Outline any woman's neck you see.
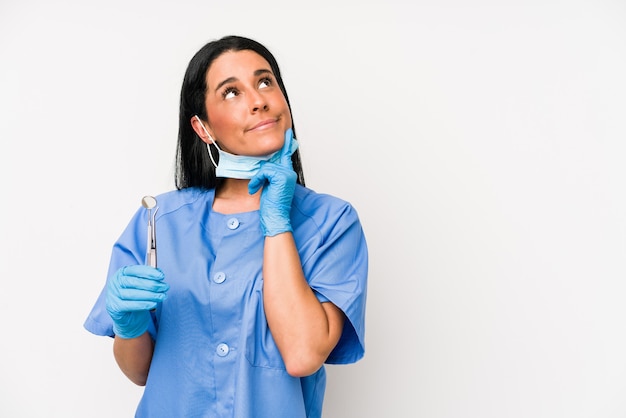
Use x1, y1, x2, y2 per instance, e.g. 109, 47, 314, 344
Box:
213, 178, 261, 214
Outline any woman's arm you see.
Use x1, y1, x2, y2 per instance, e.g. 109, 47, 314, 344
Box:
263, 232, 345, 377
113, 332, 155, 386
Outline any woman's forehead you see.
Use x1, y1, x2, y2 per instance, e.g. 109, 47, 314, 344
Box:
206, 50, 272, 86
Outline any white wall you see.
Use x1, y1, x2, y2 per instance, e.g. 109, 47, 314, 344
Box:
1, 1, 625, 417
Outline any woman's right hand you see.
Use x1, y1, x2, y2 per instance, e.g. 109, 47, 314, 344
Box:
106, 265, 169, 339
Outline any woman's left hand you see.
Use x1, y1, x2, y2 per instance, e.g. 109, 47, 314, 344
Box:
248, 128, 298, 236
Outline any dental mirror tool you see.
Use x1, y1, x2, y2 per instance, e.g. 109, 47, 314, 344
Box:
142, 195, 158, 268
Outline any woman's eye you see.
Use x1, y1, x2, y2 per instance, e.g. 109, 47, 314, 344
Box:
259, 78, 272, 89
223, 87, 238, 99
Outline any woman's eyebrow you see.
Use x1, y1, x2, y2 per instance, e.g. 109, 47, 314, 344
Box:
214, 77, 237, 92
213, 69, 273, 92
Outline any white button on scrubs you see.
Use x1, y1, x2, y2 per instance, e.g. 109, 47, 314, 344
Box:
216, 343, 230, 357
212, 271, 226, 284
226, 217, 239, 230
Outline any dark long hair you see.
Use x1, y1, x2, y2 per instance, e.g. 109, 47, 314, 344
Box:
175, 35, 305, 190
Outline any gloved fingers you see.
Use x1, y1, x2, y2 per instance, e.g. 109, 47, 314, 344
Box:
111, 298, 161, 313
279, 128, 297, 167
120, 265, 165, 281
113, 285, 168, 302
248, 172, 265, 195
248, 157, 291, 194
248, 163, 295, 194
107, 265, 169, 312
107, 283, 166, 315
248, 129, 297, 196
261, 160, 297, 182
110, 310, 152, 339
116, 272, 169, 293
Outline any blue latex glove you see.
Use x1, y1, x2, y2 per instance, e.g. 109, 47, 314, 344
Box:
248, 128, 298, 236
106, 265, 169, 339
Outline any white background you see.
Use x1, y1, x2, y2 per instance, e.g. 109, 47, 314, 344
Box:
1, 0, 625, 417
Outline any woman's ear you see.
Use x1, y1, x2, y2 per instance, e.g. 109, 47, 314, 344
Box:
191, 116, 215, 145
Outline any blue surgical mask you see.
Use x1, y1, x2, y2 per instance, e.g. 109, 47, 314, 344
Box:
195, 115, 291, 179
214, 149, 281, 179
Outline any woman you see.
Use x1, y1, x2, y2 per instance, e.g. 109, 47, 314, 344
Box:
84, 35, 368, 418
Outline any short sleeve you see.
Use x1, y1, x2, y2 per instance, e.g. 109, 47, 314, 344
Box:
298, 200, 368, 365
83, 206, 153, 338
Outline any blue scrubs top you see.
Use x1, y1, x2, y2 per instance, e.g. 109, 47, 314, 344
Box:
84, 185, 368, 418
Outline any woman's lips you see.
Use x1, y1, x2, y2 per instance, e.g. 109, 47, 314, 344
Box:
248, 118, 277, 131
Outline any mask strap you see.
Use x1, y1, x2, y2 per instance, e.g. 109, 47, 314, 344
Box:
194, 115, 220, 168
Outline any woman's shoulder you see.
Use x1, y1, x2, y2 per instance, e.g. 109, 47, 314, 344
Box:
152, 187, 215, 216
294, 184, 349, 205
293, 185, 359, 221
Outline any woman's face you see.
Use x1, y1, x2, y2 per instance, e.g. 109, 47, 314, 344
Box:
195, 49, 292, 156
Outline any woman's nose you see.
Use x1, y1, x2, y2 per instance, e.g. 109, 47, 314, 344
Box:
249, 91, 269, 112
